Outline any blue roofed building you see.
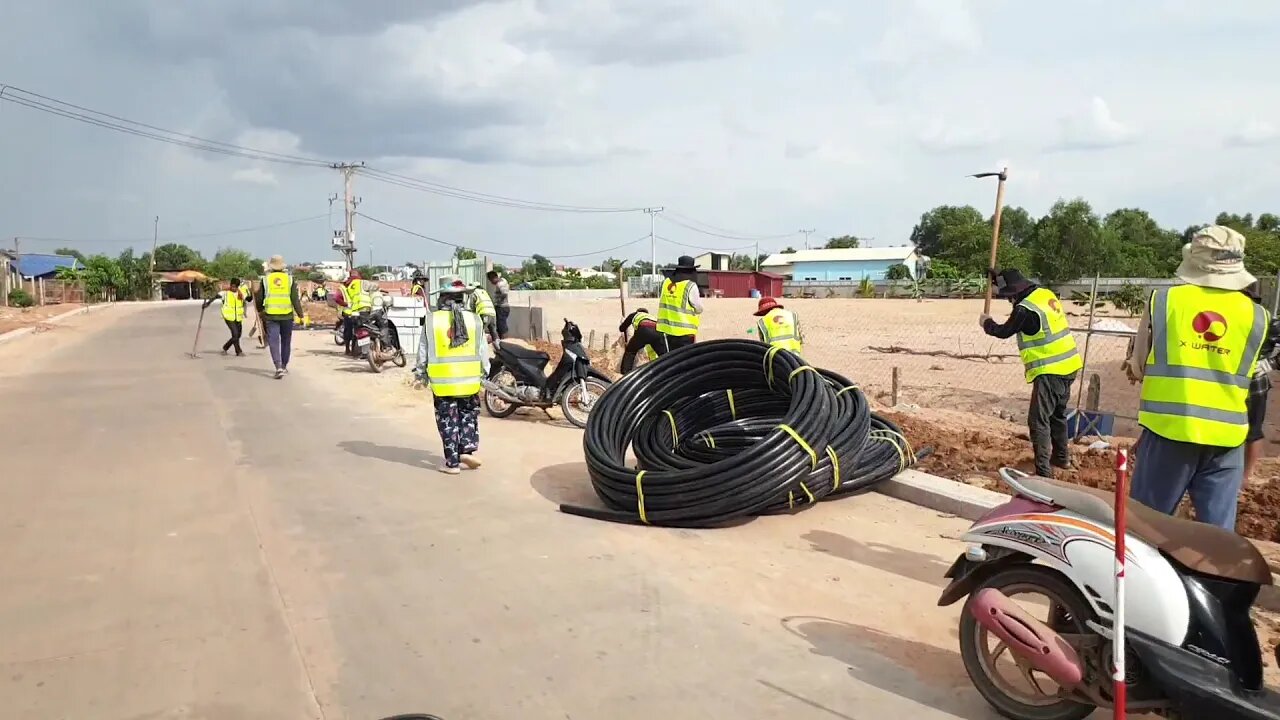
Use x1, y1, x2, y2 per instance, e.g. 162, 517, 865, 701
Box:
15, 253, 80, 280
760, 247, 921, 281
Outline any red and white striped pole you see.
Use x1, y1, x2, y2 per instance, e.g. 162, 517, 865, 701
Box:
1113, 448, 1129, 719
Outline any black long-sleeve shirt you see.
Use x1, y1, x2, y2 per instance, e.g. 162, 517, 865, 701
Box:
619, 310, 657, 334
982, 285, 1040, 339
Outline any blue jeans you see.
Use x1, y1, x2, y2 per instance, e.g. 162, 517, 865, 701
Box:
264, 317, 294, 370
1129, 429, 1244, 530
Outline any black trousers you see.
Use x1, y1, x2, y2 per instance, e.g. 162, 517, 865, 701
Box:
660, 333, 695, 355
621, 325, 664, 373
343, 315, 356, 353
223, 320, 243, 354
495, 306, 510, 339
1029, 372, 1076, 477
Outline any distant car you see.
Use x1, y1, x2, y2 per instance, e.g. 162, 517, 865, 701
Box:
514, 282, 535, 291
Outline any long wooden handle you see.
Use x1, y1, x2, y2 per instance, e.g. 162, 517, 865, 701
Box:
983, 169, 1009, 315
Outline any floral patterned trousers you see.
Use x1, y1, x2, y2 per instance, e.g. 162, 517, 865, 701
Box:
434, 394, 480, 468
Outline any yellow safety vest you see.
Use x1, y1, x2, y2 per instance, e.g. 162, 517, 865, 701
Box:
1139, 285, 1267, 447
1016, 288, 1083, 382
657, 279, 700, 337
411, 283, 424, 298
425, 310, 484, 397
347, 279, 372, 312
470, 287, 496, 317
262, 272, 294, 316
631, 312, 659, 359
221, 289, 245, 322
238, 285, 253, 303
758, 308, 802, 353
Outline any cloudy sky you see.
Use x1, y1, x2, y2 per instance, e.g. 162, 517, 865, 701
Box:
2, 0, 1279, 267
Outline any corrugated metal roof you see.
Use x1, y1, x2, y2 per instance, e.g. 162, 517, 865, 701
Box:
16, 254, 79, 278
761, 247, 916, 267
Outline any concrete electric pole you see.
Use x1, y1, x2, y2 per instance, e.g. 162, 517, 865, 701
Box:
644, 207, 663, 280
148, 216, 159, 300
799, 228, 815, 249
333, 163, 364, 273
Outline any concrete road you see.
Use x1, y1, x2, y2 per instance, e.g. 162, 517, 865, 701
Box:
0, 303, 1005, 720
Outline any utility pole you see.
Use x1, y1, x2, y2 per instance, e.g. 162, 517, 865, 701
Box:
148, 216, 159, 300
800, 228, 815, 249
333, 163, 364, 273
644, 207, 664, 279
754, 240, 760, 271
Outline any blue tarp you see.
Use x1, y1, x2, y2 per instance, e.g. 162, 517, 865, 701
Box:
16, 254, 79, 279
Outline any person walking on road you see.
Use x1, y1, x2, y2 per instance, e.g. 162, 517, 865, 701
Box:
980, 268, 1082, 479
1124, 226, 1269, 529
256, 256, 307, 379
754, 297, 803, 353
416, 276, 490, 475
487, 270, 511, 339
656, 255, 703, 353
202, 277, 247, 356
616, 307, 662, 373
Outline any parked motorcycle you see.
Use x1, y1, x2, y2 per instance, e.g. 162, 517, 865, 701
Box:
358, 304, 406, 373
332, 318, 346, 346
941, 467, 1279, 720
481, 318, 611, 428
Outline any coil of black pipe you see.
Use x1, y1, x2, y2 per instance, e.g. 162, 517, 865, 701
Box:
562, 339, 930, 527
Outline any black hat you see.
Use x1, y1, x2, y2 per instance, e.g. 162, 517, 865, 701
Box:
991, 268, 1031, 298
674, 255, 699, 271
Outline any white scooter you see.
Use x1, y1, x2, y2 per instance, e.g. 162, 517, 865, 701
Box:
940, 467, 1279, 720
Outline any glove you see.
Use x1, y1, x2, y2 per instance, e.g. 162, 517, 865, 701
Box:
979, 313, 992, 329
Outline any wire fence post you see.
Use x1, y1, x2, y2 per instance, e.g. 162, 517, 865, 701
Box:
1074, 273, 1101, 419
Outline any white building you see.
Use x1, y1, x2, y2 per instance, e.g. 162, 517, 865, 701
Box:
314, 261, 348, 281
761, 247, 921, 281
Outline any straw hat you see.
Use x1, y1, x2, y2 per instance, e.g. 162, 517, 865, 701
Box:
267, 255, 287, 272
1176, 225, 1255, 291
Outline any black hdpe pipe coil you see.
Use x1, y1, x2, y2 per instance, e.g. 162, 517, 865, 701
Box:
562, 339, 931, 527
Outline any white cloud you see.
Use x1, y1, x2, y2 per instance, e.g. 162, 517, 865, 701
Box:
231, 167, 279, 186
1226, 119, 1279, 147
1053, 97, 1137, 151
917, 120, 1000, 153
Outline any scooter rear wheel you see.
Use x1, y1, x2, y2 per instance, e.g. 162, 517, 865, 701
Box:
483, 370, 520, 418
959, 564, 1098, 720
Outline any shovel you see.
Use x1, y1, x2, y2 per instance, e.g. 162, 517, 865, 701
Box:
188, 303, 208, 358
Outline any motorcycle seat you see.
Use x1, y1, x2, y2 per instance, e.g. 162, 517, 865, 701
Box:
498, 341, 550, 362
1015, 474, 1271, 586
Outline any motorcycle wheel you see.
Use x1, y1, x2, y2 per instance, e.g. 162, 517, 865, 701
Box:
560, 378, 609, 428
959, 564, 1098, 720
483, 370, 520, 418
333, 327, 345, 346
367, 338, 383, 373
392, 348, 407, 368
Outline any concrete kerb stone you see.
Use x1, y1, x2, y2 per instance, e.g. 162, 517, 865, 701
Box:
875, 468, 1002, 520
0, 303, 109, 345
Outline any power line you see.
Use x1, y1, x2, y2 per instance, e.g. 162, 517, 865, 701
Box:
0, 85, 331, 168
659, 212, 799, 241
654, 235, 756, 252
15, 214, 328, 246
356, 212, 651, 260
357, 166, 647, 214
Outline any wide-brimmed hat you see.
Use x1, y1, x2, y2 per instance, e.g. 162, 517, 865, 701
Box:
754, 297, 782, 316
267, 255, 287, 271
674, 255, 699, 271
1176, 225, 1256, 291
432, 275, 468, 295
991, 268, 1032, 298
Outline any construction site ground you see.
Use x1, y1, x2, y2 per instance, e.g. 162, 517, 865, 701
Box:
0, 302, 85, 335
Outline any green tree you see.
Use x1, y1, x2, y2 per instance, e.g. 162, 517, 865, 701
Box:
354, 265, 378, 279
54, 247, 86, 263
116, 249, 154, 301
884, 263, 912, 280
1100, 208, 1181, 277
1216, 212, 1255, 230
911, 205, 985, 259
1027, 199, 1108, 286
152, 243, 205, 272
55, 265, 85, 282
528, 254, 555, 278
205, 248, 259, 282
308, 271, 327, 284
926, 259, 962, 280
824, 235, 860, 249
83, 254, 125, 301
996, 206, 1036, 247
454, 246, 478, 261
1258, 213, 1280, 233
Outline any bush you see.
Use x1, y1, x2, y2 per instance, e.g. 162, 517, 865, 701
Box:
7, 288, 34, 308
1109, 283, 1147, 316
858, 277, 876, 298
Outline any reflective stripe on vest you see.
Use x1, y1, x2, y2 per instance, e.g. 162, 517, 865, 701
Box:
221, 290, 245, 322
425, 310, 483, 397
1139, 285, 1267, 447
263, 272, 294, 316
1015, 288, 1082, 382
643, 345, 658, 361
347, 279, 372, 312
657, 280, 700, 336
632, 311, 656, 329
759, 308, 802, 352
471, 288, 496, 317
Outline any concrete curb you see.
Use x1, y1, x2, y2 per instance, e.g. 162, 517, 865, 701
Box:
875, 468, 1002, 520
0, 303, 109, 345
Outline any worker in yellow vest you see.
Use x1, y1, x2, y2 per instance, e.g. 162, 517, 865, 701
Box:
468, 282, 498, 339
201, 277, 247, 356
415, 276, 490, 475
615, 308, 662, 373
341, 269, 372, 356
255, 255, 307, 379
981, 268, 1082, 478
1124, 227, 1268, 529
753, 297, 803, 353
656, 255, 703, 353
